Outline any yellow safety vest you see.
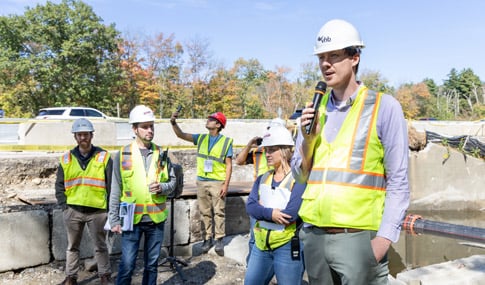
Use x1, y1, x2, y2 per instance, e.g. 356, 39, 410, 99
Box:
298, 87, 386, 230
254, 171, 296, 251
60, 150, 110, 209
120, 142, 169, 224
196, 134, 233, 180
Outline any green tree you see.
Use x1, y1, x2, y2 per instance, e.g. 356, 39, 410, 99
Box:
293, 61, 321, 113
0, 0, 122, 117
230, 58, 268, 118
442, 68, 483, 119
359, 70, 395, 94
423, 78, 438, 97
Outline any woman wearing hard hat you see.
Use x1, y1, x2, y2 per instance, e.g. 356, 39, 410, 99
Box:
244, 125, 305, 285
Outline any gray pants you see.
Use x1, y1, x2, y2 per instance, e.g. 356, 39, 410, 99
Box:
63, 207, 111, 278
301, 227, 389, 285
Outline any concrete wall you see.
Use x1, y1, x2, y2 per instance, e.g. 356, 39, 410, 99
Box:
14, 119, 485, 147
17, 119, 277, 147
0, 210, 50, 272
409, 143, 485, 211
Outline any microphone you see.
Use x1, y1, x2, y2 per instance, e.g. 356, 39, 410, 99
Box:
305, 81, 327, 135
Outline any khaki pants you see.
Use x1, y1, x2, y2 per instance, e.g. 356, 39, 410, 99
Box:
63, 207, 111, 277
196, 180, 226, 240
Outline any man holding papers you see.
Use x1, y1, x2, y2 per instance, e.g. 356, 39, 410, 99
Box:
55, 118, 114, 285
244, 125, 306, 285
109, 105, 177, 285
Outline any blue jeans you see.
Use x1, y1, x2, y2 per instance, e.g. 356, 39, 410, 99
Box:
244, 241, 304, 285
246, 216, 256, 265
116, 222, 165, 285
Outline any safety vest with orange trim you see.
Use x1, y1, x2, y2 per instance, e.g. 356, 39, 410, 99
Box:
298, 87, 386, 230
60, 150, 110, 209
254, 171, 296, 251
252, 147, 270, 179
120, 142, 169, 224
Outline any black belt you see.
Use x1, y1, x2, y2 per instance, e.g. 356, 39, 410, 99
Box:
138, 221, 156, 226
317, 227, 363, 234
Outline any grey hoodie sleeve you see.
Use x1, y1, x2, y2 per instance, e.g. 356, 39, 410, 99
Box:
159, 161, 177, 196
108, 151, 122, 227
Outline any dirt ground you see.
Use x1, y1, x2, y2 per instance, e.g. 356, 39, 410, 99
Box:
0, 252, 249, 285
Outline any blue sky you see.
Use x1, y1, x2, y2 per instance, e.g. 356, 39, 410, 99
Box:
3, 0, 485, 88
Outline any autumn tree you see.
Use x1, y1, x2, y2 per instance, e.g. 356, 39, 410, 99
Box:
184, 36, 215, 118
395, 82, 432, 119
112, 37, 154, 117
142, 33, 184, 118
261, 67, 294, 119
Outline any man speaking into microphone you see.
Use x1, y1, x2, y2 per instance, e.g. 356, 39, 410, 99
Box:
291, 19, 410, 285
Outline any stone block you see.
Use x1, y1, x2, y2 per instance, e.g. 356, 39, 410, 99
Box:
0, 210, 50, 272
163, 199, 190, 247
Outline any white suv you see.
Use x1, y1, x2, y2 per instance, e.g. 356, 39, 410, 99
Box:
35, 107, 109, 120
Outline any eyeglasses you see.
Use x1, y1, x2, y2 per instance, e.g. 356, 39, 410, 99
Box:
265, 146, 280, 154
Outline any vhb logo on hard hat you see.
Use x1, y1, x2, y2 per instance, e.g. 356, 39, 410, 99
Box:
129, 105, 155, 124
314, 19, 365, 55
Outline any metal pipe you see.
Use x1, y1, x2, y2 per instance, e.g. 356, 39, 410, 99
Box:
402, 214, 485, 244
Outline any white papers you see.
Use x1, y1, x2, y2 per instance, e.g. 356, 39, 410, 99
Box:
259, 184, 291, 209
258, 184, 291, 231
104, 202, 135, 232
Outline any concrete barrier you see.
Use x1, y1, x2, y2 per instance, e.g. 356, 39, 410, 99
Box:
9, 119, 485, 147
396, 255, 485, 284
0, 210, 50, 272
16, 119, 277, 147
0, 194, 250, 272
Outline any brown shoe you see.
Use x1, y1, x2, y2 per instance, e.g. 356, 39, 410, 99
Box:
100, 273, 114, 285
58, 276, 77, 285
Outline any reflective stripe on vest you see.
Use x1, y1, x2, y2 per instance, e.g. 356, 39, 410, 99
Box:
299, 87, 386, 230
254, 171, 296, 251
120, 142, 169, 224
61, 150, 109, 209
196, 134, 231, 163
307, 90, 384, 189
196, 134, 232, 180
308, 168, 385, 190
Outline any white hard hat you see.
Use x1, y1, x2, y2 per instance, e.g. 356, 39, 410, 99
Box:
313, 19, 365, 55
268, 117, 286, 129
129, 105, 155, 124
261, 125, 294, 147
71, 118, 94, 133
